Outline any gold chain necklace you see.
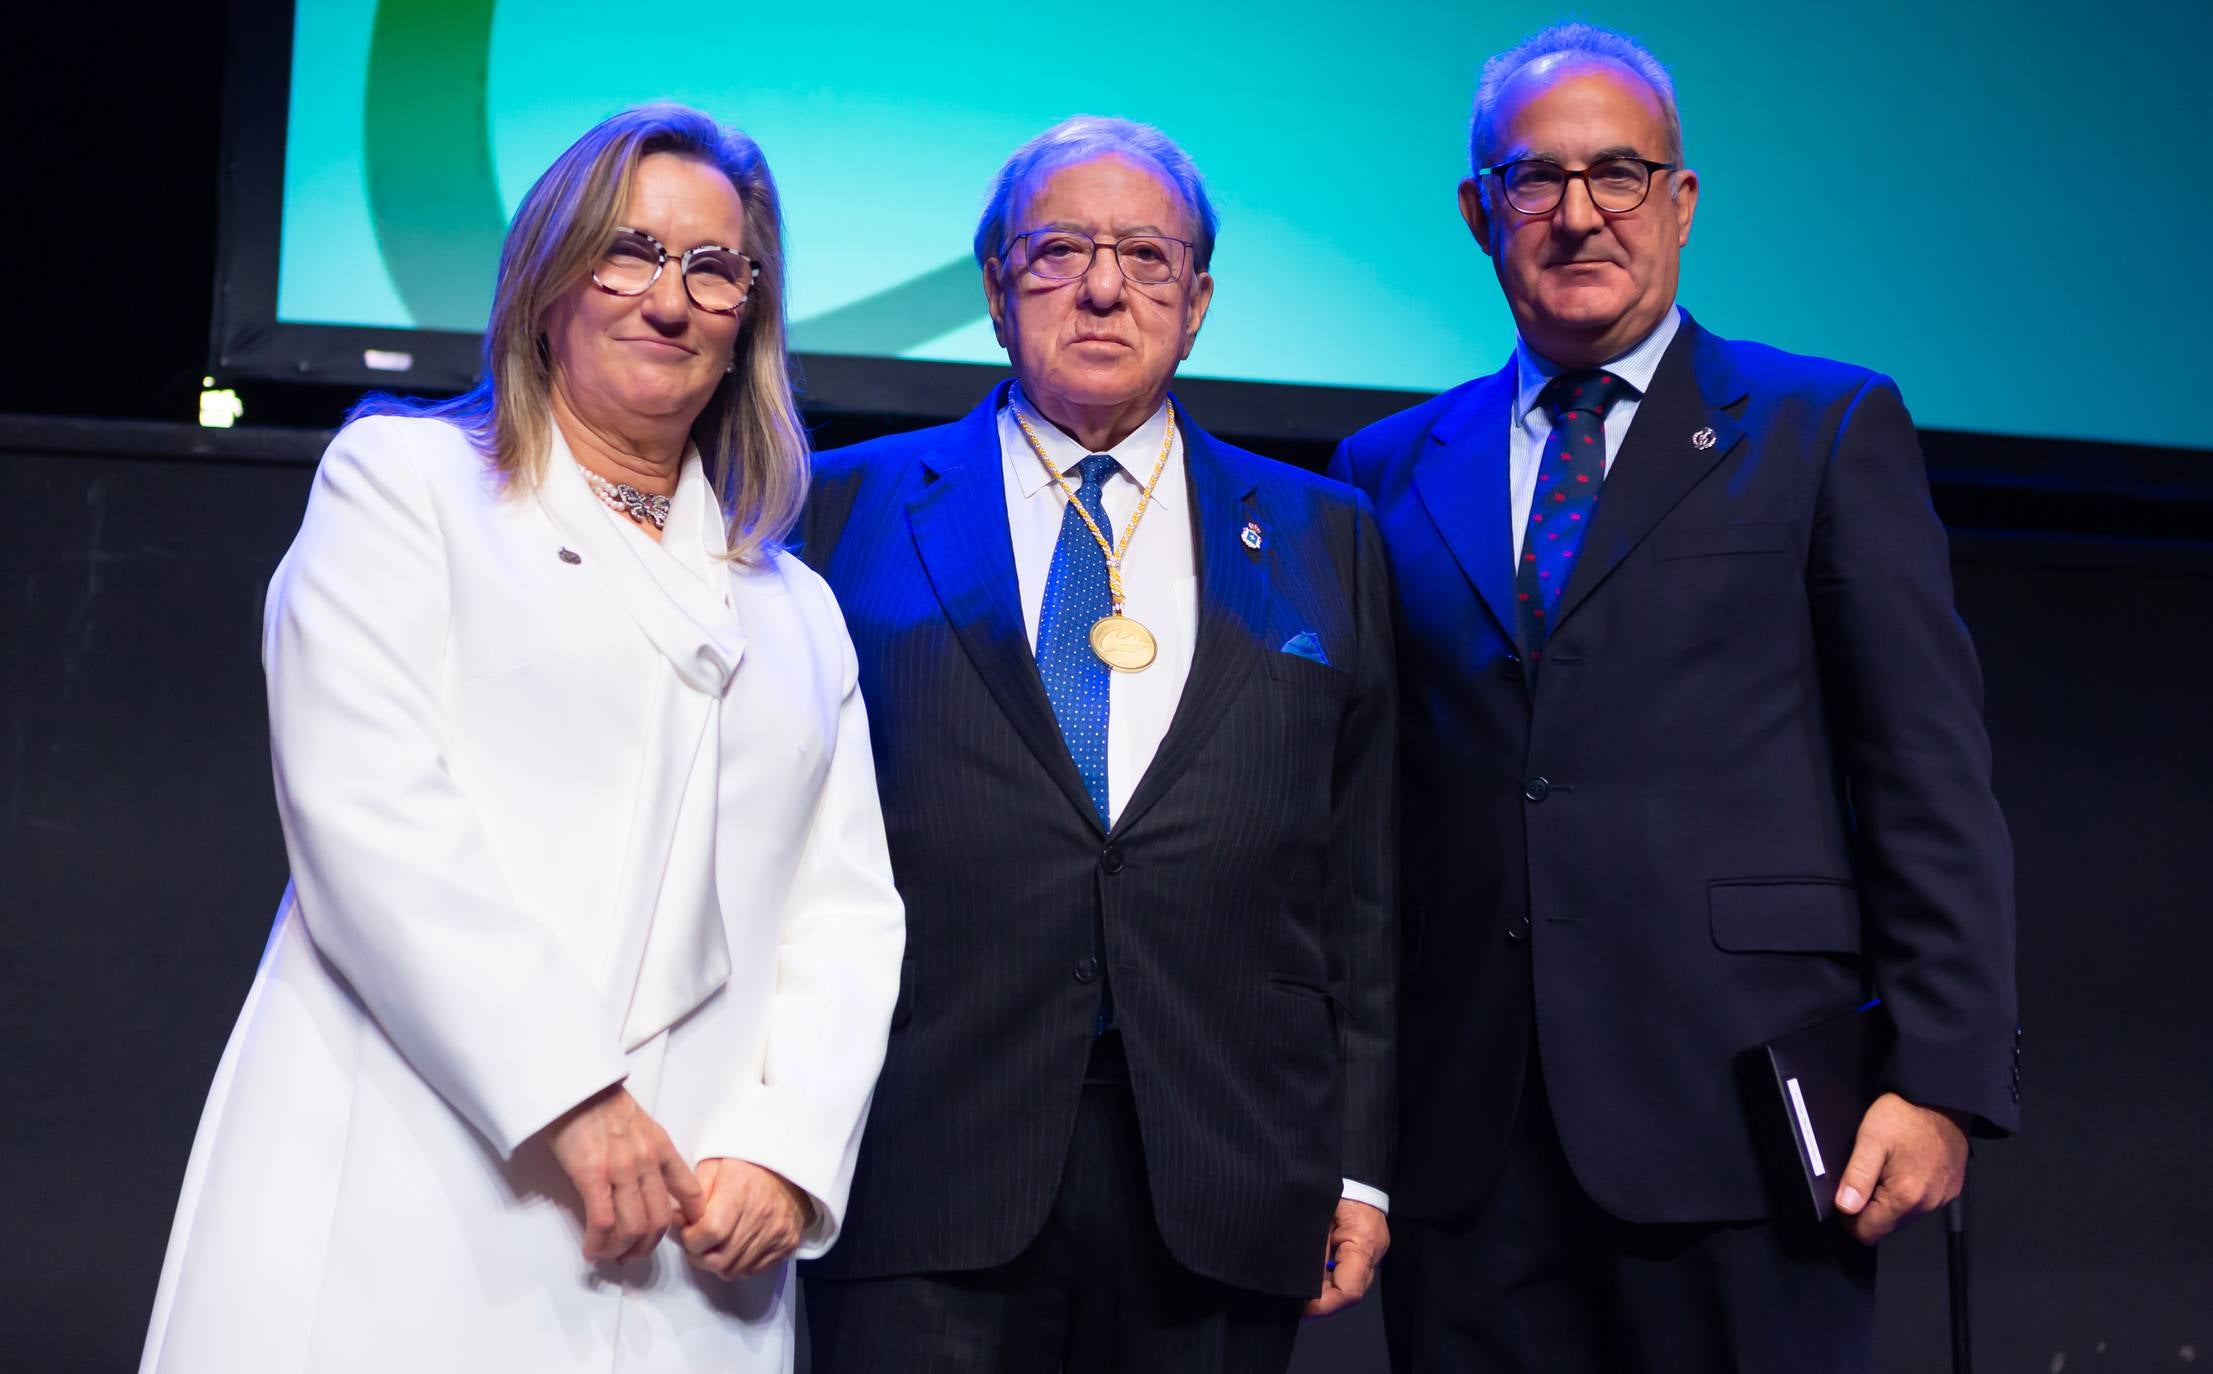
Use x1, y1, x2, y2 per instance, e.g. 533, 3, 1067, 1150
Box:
1010, 398, 1178, 672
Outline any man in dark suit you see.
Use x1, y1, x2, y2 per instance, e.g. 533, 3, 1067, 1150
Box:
796, 116, 1396, 1373
1328, 23, 2018, 1373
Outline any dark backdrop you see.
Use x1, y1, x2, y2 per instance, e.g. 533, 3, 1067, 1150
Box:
4, 8, 2211, 1372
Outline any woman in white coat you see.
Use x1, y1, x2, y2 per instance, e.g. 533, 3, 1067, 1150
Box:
140, 105, 905, 1373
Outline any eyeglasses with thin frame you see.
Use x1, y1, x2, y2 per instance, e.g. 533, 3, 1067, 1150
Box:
590, 226, 760, 314
1002, 228, 1194, 286
1477, 157, 1679, 216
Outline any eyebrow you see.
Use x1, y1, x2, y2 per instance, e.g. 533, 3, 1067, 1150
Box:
1499, 144, 1651, 165
1022, 219, 1174, 237
616, 224, 741, 252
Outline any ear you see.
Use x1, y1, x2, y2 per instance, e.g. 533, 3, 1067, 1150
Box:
1178, 269, 1215, 361
1458, 178, 1499, 261
1667, 167, 1700, 248
983, 259, 1010, 349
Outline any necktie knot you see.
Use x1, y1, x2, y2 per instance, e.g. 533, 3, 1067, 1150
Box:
1540, 369, 1630, 425
1076, 453, 1119, 495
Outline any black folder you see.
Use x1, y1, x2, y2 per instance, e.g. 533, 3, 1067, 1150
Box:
1741, 999, 1893, 1224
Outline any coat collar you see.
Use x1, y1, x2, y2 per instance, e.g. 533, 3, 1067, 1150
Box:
1112, 415, 1265, 836
1548, 313, 1748, 635
1414, 359, 1522, 643
1412, 314, 1750, 645
537, 424, 747, 697
906, 383, 1104, 828
905, 382, 1267, 836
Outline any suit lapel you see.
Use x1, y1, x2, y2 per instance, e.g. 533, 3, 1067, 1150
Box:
1114, 416, 1266, 837
1550, 319, 1747, 634
1412, 362, 1520, 644
905, 387, 1104, 831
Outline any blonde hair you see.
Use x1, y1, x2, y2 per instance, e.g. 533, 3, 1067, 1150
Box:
353, 104, 807, 565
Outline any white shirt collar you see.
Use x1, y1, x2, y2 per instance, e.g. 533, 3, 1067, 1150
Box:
1001, 385, 1180, 513
1514, 304, 1684, 425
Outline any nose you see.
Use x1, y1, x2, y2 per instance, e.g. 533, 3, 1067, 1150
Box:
1552, 174, 1604, 236
639, 264, 692, 332
1077, 244, 1126, 310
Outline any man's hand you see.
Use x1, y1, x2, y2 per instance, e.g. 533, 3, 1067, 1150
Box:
1304, 1199, 1389, 1317
679, 1157, 815, 1279
1833, 1091, 1970, 1245
543, 1085, 705, 1264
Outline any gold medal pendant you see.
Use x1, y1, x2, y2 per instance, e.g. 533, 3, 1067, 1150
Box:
1089, 614, 1158, 672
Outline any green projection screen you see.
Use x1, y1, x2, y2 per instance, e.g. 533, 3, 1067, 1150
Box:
218, 0, 2211, 449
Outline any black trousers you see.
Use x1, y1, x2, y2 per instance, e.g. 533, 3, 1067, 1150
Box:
1385, 1044, 1877, 1374
806, 1035, 1303, 1374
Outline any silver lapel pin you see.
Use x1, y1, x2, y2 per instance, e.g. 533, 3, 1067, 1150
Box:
558, 547, 582, 565
1691, 427, 1717, 451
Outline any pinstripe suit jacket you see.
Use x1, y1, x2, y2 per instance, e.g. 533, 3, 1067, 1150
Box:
795, 383, 1396, 1297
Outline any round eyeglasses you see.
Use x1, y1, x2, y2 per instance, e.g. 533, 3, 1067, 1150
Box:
1477, 157, 1679, 216
1004, 229, 1194, 286
590, 226, 759, 314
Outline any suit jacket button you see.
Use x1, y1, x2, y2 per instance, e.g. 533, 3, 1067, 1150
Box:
1100, 845, 1125, 874
1074, 954, 1100, 983
1523, 776, 1551, 802
1498, 654, 1522, 680
1505, 915, 1531, 944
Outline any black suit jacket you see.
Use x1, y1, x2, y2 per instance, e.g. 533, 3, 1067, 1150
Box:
1329, 316, 2017, 1226
797, 384, 1396, 1296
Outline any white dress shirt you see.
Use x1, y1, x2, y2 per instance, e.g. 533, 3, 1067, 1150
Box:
998, 390, 1197, 828
996, 388, 1390, 1216
1510, 305, 1683, 563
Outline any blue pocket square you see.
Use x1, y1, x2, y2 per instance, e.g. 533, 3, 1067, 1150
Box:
1280, 631, 1330, 666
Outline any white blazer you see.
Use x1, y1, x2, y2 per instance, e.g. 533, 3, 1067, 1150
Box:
141, 415, 906, 1373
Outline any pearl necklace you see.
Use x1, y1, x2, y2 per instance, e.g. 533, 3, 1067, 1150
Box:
576, 463, 672, 531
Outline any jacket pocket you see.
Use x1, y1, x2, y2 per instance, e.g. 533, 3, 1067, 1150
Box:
1709, 878, 1862, 954
1653, 520, 1792, 561
1267, 650, 1352, 700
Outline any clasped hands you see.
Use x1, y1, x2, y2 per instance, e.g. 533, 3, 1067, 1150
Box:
543, 1085, 812, 1277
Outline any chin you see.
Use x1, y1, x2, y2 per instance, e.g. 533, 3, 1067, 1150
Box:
1538, 288, 1636, 328
617, 375, 712, 417
1043, 367, 1147, 409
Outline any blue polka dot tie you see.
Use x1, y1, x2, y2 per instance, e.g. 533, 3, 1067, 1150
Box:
1517, 370, 1629, 662
1037, 453, 1117, 828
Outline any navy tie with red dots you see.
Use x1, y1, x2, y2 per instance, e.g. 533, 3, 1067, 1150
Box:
1516, 369, 1629, 661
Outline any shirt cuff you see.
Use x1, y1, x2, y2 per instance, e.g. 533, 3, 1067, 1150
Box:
1340, 1178, 1390, 1213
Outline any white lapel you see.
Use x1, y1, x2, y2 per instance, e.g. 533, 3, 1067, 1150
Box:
537, 427, 747, 696
536, 428, 746, 1049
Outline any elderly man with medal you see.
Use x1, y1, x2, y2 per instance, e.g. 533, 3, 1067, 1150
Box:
795, 115, 1400, 1374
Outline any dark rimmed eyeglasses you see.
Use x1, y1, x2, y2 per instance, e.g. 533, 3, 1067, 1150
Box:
1002, 229, 1195, 286
1477, 157, 1679, 215
590, 226, 760, 314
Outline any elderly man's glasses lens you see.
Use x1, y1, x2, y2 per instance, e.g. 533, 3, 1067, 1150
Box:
591, 227, 759, 314
1006, 230, 1193, 285
1479, 157, 1678, 215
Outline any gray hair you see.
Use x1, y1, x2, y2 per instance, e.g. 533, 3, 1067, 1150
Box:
1469, 22, 1683, 176
972, 115, 1220, 273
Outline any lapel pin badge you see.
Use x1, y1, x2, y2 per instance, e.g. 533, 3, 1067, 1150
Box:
558, 547, 582, 565
1691, 427, 1717, 451
1240, 520, 1264, 552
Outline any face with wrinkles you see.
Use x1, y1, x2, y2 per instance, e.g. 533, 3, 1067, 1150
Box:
1460, 58, 1698, 367
985, 153, 1213, 443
